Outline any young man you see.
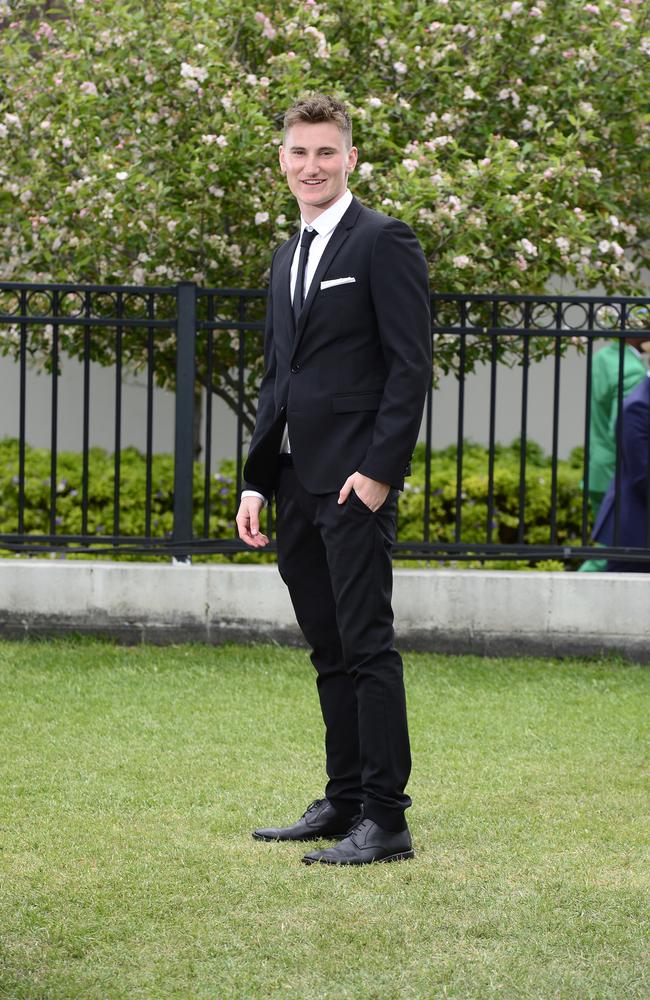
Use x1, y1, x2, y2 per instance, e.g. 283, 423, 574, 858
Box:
236, 94, 431, 865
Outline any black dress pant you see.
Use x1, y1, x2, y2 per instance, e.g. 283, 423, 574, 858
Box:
275, 463, 411, 832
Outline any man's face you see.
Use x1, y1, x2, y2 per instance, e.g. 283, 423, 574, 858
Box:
279, 121, 358, 222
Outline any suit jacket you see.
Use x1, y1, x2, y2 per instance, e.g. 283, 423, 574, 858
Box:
592, 374, 650, 571
243, 197, 432, 498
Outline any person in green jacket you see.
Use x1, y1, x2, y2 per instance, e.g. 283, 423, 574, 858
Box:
580, 336, 648, 572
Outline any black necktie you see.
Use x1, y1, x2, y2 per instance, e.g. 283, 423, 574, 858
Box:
293, 227, 318, 326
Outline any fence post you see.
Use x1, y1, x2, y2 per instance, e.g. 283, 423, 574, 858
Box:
173, 282, 197, 561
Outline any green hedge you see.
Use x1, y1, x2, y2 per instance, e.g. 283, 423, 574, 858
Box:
0, 438, 235, 559
0, 437, 587, 568
400, 441, 586, 569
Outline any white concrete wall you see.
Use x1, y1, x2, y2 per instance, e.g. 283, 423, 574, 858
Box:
0, 343, 613, 464
1, 560, 649, 662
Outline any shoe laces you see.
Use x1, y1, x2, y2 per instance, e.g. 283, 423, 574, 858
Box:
302, 798, 326, 817
346, 817, 373, 845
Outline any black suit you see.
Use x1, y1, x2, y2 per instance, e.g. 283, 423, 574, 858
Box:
244, 196, 431, 831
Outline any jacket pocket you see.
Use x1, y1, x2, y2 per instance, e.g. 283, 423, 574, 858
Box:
332, 392, 382, 413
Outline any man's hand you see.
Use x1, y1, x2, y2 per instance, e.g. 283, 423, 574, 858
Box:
236, 496, 270, 547
338, 471, 390, 512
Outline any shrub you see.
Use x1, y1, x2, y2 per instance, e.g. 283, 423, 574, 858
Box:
0, 437, 587, 569
398, 441, 585, 569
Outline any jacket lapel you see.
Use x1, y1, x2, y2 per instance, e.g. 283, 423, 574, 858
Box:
292, 198, 362, 357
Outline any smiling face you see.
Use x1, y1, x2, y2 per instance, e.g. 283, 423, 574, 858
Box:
279, 121, 358, 223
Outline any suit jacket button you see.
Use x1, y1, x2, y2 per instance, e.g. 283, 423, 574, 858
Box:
290, 362, 301, 374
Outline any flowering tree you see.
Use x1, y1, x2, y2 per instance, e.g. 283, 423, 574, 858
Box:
1, 0, 648, 423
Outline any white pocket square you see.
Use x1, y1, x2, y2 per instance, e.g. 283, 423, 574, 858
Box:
320, 276, 356, 290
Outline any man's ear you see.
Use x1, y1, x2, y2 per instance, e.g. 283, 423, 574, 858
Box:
279, 145, 287, 173
346, 145, 359, 174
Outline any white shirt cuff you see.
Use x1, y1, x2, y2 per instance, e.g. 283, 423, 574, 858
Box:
241, 490, 268, 508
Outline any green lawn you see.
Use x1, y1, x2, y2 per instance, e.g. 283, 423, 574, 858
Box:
0, 641, 648, 1000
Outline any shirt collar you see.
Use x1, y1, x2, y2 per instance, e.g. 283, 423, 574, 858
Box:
300, 189, 353, 238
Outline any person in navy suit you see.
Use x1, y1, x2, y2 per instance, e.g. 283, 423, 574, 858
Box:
592, 373, 650, 572
235, 95, 431, 865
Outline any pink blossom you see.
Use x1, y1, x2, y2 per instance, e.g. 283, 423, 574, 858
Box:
80, 81, 99, 96
583, 3, 599, 12
515, 254, 528, 271
255, 11, 277, 39
180, 62, 208, 83
202, 133, 228, 148
254, 211, 269, 225
453, 254, 471, 268
35, 21, 55, 40
518, 238, 538, 257
425, 135, 453, 149
444, 195, 463, 215
401, 158, 419, 172
304, 26, 329, 58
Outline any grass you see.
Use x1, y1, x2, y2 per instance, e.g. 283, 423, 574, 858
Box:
0, 641, 648, 1000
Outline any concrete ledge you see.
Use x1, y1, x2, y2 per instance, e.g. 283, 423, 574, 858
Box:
1, 560, 649, 662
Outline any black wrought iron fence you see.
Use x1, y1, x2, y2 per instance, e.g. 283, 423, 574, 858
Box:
0, 280, 649, 566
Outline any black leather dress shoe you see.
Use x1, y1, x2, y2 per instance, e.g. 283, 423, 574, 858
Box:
302, 818, 414, 865
252, 798, 362, 842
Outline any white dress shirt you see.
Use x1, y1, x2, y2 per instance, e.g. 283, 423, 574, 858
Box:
242, 190, 353, 504
288, 188, 353, 307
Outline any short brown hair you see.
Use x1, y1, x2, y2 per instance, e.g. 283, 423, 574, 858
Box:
283, 94, 353, 148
